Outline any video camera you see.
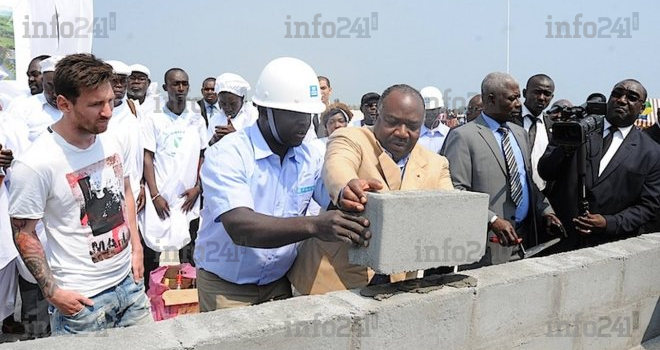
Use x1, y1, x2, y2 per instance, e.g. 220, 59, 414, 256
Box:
549, 101, 607, 146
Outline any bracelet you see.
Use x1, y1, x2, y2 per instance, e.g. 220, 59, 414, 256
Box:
151, 193, 161, 201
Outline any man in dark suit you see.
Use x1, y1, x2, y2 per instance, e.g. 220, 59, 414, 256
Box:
642, 108, 660, 233
512, 74, 555, 192
196, 77, 218, 127
441, 72, 562, 266
539, 79, 660, 252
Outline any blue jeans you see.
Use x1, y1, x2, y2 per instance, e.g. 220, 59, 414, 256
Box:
49, 273, 153, 335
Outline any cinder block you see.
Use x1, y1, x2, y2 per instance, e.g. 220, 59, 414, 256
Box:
348, 190, 489, 274
596, 239, 660, 304
356, 286, 476, 350
574, 303, 646, 350
465, 259, 561, 346
534, 248, 625, 320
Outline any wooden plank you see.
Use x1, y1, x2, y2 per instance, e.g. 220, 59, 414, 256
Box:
162, 289, 198, 306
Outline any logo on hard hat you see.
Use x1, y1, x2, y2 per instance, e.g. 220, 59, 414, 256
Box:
310, 85, 318, 97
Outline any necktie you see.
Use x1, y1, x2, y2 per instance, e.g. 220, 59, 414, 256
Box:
527, 115, 538, 148
208, 105, 215, 117
602, 126, 618, 154
498, 126, 523, 207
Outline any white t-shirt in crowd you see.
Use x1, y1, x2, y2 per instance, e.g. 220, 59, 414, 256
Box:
7, 93, 62, 142
8, 128, 134, 297
139, 105, 207, 251
107, 99, 143, 199
0, 115, 30, 270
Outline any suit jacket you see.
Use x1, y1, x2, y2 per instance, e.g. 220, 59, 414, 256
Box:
512, 112, 554, 136
313, 113, 327, 138
643, 125, 660, 233
644, 124, 660, 144
440, 114, 554, 265
197, 99, 210, 127
539, 124, 660, 251
288, 126, 454, 295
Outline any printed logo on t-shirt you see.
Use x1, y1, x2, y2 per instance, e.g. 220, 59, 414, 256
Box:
162, 130, 184, 157
65, 153, 130, 263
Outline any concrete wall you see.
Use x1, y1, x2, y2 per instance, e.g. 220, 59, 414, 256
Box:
2, 233, 659, 350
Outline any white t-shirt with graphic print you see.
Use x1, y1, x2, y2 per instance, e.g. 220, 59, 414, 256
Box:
9, 129, 134, 297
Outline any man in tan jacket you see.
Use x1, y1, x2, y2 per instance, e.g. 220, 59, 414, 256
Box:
289, 84, 454, 295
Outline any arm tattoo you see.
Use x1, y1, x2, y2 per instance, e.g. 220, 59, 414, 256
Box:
11, 219, 58, 298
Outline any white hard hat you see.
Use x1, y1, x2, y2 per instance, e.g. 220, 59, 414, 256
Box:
215, 73, 250, 97
420, 86, 445, 110
105, 60, 131, 76
129, 64, 151, 79
39, 55, 64, 73
252, 57, 325, 114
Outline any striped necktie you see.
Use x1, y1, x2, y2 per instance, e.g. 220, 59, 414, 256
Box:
498, 126, 523, 207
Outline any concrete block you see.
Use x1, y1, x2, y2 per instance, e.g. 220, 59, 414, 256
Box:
500, 335, 576, 350
3, 227, 659, 350
357, 286, 477, 350
569, 305, 640, 350
619, 245, 660, 304
533, 248, 625, 319
348, 190, 489, 274
465, 259, 562, 347
0, 317, 184, 350
180, 294, 358, 350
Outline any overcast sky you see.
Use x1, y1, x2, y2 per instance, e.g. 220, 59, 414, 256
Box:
92, 0, 658, 108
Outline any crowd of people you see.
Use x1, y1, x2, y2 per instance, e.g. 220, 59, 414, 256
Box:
0, 52, 658, 340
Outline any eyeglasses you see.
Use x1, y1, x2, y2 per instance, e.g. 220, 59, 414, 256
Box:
466, 106, 483, 113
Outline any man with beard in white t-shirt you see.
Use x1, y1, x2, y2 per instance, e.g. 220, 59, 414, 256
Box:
9, 54, 151, 335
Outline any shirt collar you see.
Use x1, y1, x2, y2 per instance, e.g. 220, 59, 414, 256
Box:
383, 148, 411, 169
420, 123, 450, 137
250, 123, 299, 162
521, 104, 543, 123
36, 93, 46, 105
36, 93, 55, 109
37, 93, 60, 115
481, 112, 505, 132
163, 103, 186, 120
204, 100, 217, 110
603, 119, 633, 139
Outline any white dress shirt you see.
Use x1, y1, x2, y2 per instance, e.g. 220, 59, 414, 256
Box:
598, 119, 633, 176
522, 105, 549, 191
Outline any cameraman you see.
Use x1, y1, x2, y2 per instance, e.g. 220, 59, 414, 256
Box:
538, 79, 660, 252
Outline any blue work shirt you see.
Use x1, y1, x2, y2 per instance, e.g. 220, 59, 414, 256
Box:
417, 123, 450, 154
482, 113, 530, 223
195, 123, 329, 285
